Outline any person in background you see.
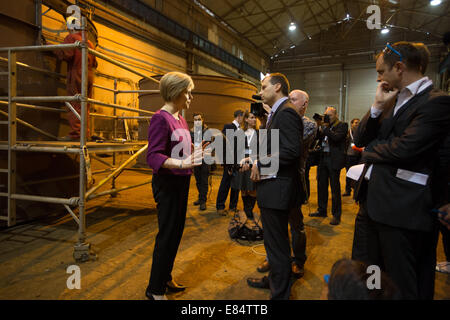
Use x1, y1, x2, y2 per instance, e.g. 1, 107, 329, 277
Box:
309, 107, 348, 226
343, 118, 362, 197
304, 113, 324, 202
233, 110, 258, 220
145, 72, 206, 300
216, 110, 244, 216
190, 112, 211, 211
54, 16, 97, 141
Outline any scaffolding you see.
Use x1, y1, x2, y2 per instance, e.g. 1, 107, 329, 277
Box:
0, 18, 160, 262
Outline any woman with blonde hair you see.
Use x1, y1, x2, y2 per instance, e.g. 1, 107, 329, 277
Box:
145, 72, 204, 300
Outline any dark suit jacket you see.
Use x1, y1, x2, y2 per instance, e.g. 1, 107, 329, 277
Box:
354, 86, 450, 232
318, 120, 348, 170
256, 99, 304, 211
221, 122, 241, 167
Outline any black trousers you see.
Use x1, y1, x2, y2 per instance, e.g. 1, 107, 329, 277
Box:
366, 215, 439, 299
216, 166, 239, 210
194, 163, 210, 204
288, 206, 307, 267
147, 174, 191, 295
351, 199, 370, 265
344, 155, 361, 193
260, 206, 293, 300
317, 154, 342, 219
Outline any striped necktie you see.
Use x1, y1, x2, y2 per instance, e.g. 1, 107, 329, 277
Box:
267, 111, 274, 127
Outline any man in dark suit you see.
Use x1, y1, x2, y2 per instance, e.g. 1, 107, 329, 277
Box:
309, 107, 348, 225
354, 41, 450, 299
244, 73, 304, 300
190, 112, 211, 211
215, 109, 244, 215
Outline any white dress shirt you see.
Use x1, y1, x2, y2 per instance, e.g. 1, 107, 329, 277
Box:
370, 76, 433, 118
365, 77, 433, 180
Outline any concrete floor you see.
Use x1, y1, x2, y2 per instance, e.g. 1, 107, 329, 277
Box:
0, 156, 449, 300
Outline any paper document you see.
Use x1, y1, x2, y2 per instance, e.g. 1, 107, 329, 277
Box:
396, 169, 429, 186
346, 164, 372, 181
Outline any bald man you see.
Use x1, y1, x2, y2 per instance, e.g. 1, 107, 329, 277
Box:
288, 89, 317, 274
289, 90, 318, 194
309, 107, 348, 225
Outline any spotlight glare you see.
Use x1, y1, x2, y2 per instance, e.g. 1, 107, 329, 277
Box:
381, 28, 390, 34
430, 0, 442, 6
289, 24, 297, 31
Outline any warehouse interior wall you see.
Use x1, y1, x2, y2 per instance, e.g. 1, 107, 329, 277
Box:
284, 61, 440, 123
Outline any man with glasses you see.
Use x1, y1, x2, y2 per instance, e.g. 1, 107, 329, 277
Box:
353, 41, 450, 299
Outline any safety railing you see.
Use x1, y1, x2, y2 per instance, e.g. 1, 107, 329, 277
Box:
0, 17, 161, 262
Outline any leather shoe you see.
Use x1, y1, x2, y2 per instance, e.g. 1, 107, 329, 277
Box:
291, 263, 305, 279
247, 276, 270, 289
309, 211, 327, 217
257, 260, 271, 273
166, 279, 186, 293
193, 200, 201, 206
199, 203, 206, 211
330, 217, 340, 225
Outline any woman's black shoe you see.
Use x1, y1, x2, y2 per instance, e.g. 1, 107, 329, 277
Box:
145, 288, 155, 300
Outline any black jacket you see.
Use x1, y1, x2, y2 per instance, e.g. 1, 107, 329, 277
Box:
354, 87, 450, 232
256, 99, 305, 210
318, 120, 348, 170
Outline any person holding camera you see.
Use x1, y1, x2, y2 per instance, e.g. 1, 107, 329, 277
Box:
190, 112, 211, 211
309, 107, 348, 226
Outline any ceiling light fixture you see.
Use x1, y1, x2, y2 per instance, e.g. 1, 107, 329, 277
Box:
289, 22, 297, 31
430, 0, 442, 6
381, 27, 390, 34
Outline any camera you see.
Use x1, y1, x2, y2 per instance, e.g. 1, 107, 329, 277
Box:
312, 113, 330, 124
250, 94, 268, 118
313, 113, 323, 121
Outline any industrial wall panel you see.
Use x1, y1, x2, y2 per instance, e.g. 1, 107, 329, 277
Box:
303, 70, 342, 120
346, 68, 378, 122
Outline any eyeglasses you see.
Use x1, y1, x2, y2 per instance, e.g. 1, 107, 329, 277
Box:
383, 43, 403, 61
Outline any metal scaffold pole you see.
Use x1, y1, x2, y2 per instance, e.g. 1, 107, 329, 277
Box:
73, 17, 91, 262
7, 50, 17, 227
0, 20, 160, 262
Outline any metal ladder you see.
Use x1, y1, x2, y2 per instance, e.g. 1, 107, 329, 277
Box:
0, 50, 17, 226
